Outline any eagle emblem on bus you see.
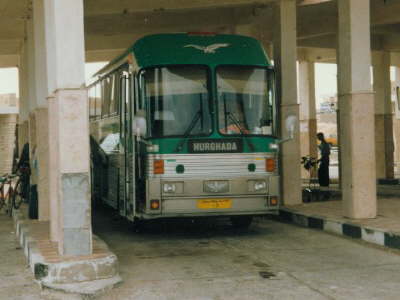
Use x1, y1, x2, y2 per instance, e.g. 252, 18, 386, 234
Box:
184, 43, 230, 54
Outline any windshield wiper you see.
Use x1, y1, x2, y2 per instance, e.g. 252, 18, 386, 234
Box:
175, 111, 201, 152
226, 112, 255, 152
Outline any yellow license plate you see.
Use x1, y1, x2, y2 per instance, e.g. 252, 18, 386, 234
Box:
197, 199, 232, 209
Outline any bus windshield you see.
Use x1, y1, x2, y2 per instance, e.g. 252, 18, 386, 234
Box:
142, 66, 212, 138
217, 66, 275, 136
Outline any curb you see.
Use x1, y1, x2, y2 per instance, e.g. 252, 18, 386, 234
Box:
278, 208, 400, 250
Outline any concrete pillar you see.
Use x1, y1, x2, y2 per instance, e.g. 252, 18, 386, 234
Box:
373, 52, 394, 180
393, 67, 400, 173
273, 0, 302, 205
17, 121, 29, 157
28, 112, 37, 184
44, 0, 92, 256
299, 60, 318, 178
26, 17, 38, 187
18, 45, 30, 155
33, 0, 50, 221
337, 0, 376, 219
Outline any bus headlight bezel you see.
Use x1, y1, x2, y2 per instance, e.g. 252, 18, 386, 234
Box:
163, 183, 176, 193
248, 180, 267, 192
254, 181, 267, 191
162, 182, 184, 194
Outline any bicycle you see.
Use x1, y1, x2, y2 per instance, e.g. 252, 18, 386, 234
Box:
12, 166, 30, 211
301, 156, 320, 203
0, 174, 16, 216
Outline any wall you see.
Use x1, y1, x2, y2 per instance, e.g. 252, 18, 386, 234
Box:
0, 114, 17, 174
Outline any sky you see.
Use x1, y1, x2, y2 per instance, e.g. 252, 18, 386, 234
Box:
315, 63, 337, 103
0, 68, 19, 97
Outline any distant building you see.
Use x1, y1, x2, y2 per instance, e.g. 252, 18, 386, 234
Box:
0, 93, 18, 173
0, 93, 18, 114
318, 95, 337, 114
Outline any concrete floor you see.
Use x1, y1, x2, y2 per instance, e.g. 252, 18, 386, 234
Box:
0, 213, 84, 300
0, 213, 43, 300
91, 208, 400, 300
3, 207, 400, 299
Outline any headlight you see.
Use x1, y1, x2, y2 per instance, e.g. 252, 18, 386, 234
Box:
162, 182, 183, 194
163, 183, 176, 193
254, 181, 267, 191
204, 180, 229, 193
248, 180, 267, 192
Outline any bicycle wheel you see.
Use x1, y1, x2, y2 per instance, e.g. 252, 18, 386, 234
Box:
0, 184, 5, 211
6, 186, 13, 217
13, 179, 24, 210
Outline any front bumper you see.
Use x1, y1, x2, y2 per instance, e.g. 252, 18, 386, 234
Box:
140, 195, 279, 219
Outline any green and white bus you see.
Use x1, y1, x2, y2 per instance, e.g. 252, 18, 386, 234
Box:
88, 33, 289, 228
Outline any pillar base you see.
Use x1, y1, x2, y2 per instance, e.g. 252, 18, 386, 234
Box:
13, 209, 121, 294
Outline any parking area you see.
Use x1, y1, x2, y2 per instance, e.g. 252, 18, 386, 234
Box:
89, 208, 400, 300
3, 206, 400, 299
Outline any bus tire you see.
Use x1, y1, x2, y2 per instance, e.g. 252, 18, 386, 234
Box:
230, 216, 253, 229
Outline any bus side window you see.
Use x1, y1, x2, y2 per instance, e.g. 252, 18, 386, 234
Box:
102, 77, 111, 117
89, 86, 96, 119
114, 72, 121, 115
109, 72, 119, 116
95, 82, 102, 119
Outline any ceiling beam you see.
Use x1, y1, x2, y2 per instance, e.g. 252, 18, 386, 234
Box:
0, 39, 22, 55
84, 0, 273, 16
84, 7, 246, 36
0, 54, 19, 68
371, 0, 400, 26
85, 49, 125, 63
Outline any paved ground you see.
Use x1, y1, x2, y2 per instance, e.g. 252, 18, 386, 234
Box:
91, 208, 400, 300
3, 207, 400, 300
0, 213, 82, 300
0, 212, 43, 300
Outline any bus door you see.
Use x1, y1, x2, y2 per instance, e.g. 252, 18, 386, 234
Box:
123, 72, 136, 220
119, 71, 131, 216
119, 73, 127, 216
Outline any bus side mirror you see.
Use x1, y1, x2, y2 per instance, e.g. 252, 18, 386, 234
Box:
285, 115, 297, 140
133, 114, 147, 138
276, 115, 297, 145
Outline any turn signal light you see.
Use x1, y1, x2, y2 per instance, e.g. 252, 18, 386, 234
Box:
150, 199, 160, 210
266, 158, 276, 172
154, 160, 164, 174
270, 196, 278, 206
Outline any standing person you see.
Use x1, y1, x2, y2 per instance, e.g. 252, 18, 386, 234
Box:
317, 132, 330, 199
15, 143, 30, 203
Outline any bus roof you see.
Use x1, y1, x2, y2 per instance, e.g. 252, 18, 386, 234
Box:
96, 33, 271, 77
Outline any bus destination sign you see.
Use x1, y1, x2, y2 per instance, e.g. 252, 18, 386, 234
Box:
188, 139, 243, 153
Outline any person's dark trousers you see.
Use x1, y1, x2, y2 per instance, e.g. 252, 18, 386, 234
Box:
318, 158, 330, 200
21, 173, 30, 203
